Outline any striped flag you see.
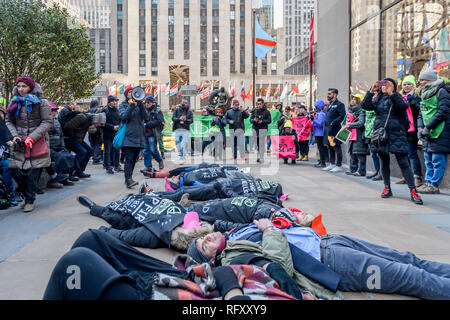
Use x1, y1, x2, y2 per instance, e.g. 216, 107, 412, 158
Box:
240, 86, 246, 102
273, 85, 281, 100
255, 17, 277, 60
168, 84, 178, 96
265, 84, 271, 101
200, 84, 212, 99
154, 86, 159, 99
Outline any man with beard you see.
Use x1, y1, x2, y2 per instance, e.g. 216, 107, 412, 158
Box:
225, 100, 249, 160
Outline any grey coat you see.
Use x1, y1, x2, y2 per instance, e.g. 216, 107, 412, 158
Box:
6, 84, 52, 170
119, 100, 148, 149
347, 104, 369, 155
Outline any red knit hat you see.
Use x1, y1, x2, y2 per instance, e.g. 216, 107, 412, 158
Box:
16, 76, 36, 91
124, 87, 133, 99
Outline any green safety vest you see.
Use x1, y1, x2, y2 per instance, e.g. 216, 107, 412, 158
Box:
420, 94, 445, 139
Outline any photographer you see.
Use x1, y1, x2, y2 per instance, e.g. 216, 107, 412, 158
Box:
361, 78, 423, 205
225, 100, 249, 160
6, 76, 52, 213
172, 99, 193, 164
142, 96, 164, 173
250, 98, 271, 163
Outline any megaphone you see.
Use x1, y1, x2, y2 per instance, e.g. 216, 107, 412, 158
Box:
131, 86, 146, 102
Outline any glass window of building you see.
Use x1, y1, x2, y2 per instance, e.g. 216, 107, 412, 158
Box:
139, 0, 146, 76
151, 0, 158, 76
212, 0, 219, 76
240, 0, 245, 74
200, 0, 208, 76
184, 0, 190, 60
168, 0, 175, 59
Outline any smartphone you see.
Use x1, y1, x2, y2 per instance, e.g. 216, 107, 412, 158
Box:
376, 80, 388, 87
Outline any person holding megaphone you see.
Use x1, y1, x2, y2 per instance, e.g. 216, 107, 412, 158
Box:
119, 86, 149, 189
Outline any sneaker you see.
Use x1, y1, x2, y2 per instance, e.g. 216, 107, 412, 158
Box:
158, 161, 164, 170
126, 179, 139, 189
9, 197, 18, 207
68, 175, 80, 182
106, 168, 115, 174
76, 172, 91, 179
395, 178, 407, 185
314, 163, 326, 168
24, 203, 35, 212
20, 201, 26, 208
414, 177, 424, 188
322, 164, 336, 171
381, 185, 393, 198
372, 173, 383, 181
330, 166, 343, 173
417, 184, 440, 195
410, 189, 424, 205
62, 179, 75, 186
353, 172, 366, 177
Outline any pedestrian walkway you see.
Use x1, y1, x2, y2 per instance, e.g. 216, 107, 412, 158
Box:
0, 152, 449, 300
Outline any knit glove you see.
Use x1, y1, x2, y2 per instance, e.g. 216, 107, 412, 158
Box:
265, 262, 303, 300
212, 266, 243, 298
24, 137, 34, 148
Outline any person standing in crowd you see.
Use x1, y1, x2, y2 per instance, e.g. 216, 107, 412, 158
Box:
322, 88, 346, 172
225, 100, 249, 161
295, 105, 313, 162
277, 105, 293, 131
142, 96, 164, 174
202, 106, 227, 161
250, 98, 271, 163
119, 87, 148, 189
312, 100, 329, 168
102, 95, 122, 175
57, 102, 75, 123
279, 120, 299, 165
172, 99, 193, 164
0, 105, 18, 206
267, 103, 282, 154
87, 100, 103, 165
343, 94, 369, 177
396, 75, 424, 187
6, 76, 52, 213
64, 111, 106, 180
364, 98, 382, 181
416, 70, 450, 195
361, 78, 423, 205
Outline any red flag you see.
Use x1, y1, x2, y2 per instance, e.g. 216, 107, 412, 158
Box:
246, 84, 253, 102
309, 16, 314, 71
292, 117, 313, 141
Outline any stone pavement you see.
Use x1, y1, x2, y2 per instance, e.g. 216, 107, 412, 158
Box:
0, 150, 449, 300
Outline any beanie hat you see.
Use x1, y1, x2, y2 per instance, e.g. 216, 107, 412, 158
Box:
284, 120, 293, 128
92, 112, 106, 125
15, 76, 36, 91
232, 99, 240, 105
187, 239, 211, 264
145, 96, 155, 103
314, 100, 325, 109
311, 214, 327, 237
419, 69, 438, 82
402, 75, 416, 86
48, 100, 58, 111
383, 78, 398, 92
124, 87, 133, 99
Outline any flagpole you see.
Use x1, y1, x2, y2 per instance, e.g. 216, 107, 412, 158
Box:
252, 9, 256, 111
309, 9, 313, 112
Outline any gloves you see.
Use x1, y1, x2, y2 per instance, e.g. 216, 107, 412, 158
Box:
212, 266, 243, 298
24, 137, 34, 148
406, 94, 414, 104
272, 217, 293, 229
265, 262, 303, 300
328, 136, 336, 147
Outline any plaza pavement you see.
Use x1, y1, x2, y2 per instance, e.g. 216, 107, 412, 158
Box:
0, 147, 449, 300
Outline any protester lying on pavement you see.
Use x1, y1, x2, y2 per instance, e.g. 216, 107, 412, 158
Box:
191, 219, 450, 300
76, 194, 316, 251
140, 177, 284, 205
43, 229, 297, 300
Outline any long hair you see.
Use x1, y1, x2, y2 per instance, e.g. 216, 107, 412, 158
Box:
170, 221, 214, 250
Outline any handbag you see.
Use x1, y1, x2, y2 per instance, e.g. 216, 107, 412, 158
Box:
24, 137, 49, 159
113, 123, 127, 150
370, 104, 392, 146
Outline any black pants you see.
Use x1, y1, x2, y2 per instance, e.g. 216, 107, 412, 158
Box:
316, 136, 329, 164
12, 168, 40, 204
329, 144, 343, 167
349, 154, 367, 175
43, 229, 187, 300
379, 152, 415, 189
157, 184, 220, 203
103, 139, 120, 170
298, 141, 309, 157
122, 147, 141, 181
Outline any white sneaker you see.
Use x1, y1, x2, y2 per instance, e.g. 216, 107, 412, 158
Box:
330, 166, 343, 173
322, 164, 336, 171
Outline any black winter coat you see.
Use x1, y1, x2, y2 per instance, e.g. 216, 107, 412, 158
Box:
225, 108, 249, 131
250, 107, 272, 131
48, 118, 65, 150
172, 106, 193, 131
144, 107, 164, 138
323, 99, 346, 138
102, 106, 121, 141
347, 105, 369, 155
418, 85, 450, 154
63, 113, 93, 142
361, 91, 410, 154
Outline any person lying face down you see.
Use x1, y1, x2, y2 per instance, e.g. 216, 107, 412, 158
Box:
190, 218, 450, 300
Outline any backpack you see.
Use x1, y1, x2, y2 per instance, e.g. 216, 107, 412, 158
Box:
0, 176, 11, 210
58, 110, 82, 129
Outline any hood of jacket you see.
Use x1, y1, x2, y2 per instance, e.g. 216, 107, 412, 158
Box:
12, 83, 45, 99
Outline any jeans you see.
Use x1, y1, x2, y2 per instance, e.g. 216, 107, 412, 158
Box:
371, 151, 381, 172
379, 152, 415, 189
12, 168, 40, 204
122, 147, 141, 181
0, 159, 15, 197
230, 129, 245, 158
144, 136, 162, 169
175, 130, 190, 160
329, 144, 343, 167
64, 139, 93, 175
103, 139, 120, 170
321, 234, 450, 300
407, 141, 423, 178
349, 154, 367, 175
424, 152, 448, 188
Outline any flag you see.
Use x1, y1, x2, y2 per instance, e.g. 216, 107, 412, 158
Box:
280, 84, 289, 101
246, 84, 253, 102
160, 82, 169, 93
168, 84, 178, 96
240, 86, 246, 102
145, 87, 152, 95
265, 84, 271, 101
200, 84, 212, 99
109, 84, 117, 96
196, 82, 203, 93
273, 85, 281, 100
229, 85, 235, 97
154, 86, 159, 99
118, 84, 125, 95
292, 84, 299, 96
309, 16, 314, 71
125, 84, 132, 92
177, 89, 183, 97
255, 17, 277, 60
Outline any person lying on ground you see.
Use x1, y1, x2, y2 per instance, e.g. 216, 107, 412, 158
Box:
141, 177, 284, 205
76, 193, 316, 251
191, 219, 450, 300
43, 229, 296, 301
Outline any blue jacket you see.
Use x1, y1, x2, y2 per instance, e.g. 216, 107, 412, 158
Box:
313, 111, 326, 137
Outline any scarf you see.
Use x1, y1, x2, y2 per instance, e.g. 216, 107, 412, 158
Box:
7, 94, 40, 117
421, 79, 444, 100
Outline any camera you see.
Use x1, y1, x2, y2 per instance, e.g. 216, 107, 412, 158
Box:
16, 139, 25, 148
